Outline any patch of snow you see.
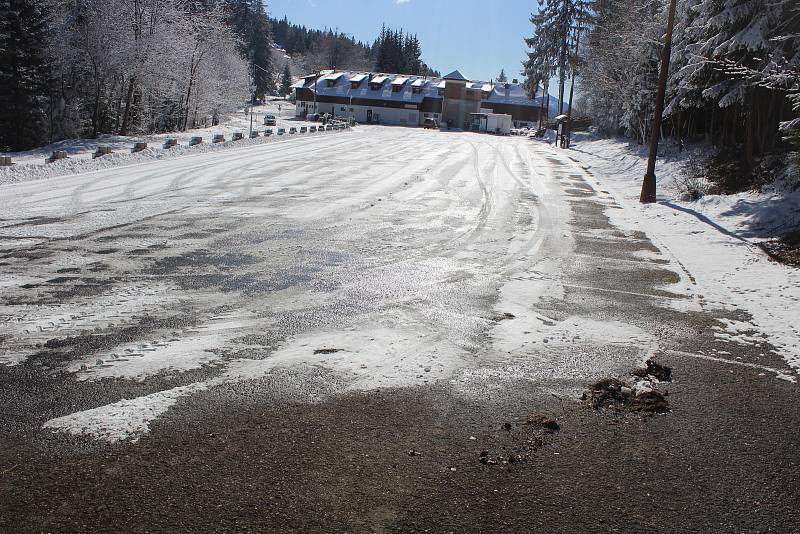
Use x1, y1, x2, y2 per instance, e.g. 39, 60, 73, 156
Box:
224, 326, 466, 391
43, 383, 209, 443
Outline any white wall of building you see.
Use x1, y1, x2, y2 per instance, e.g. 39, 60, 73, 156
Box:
296, 99, 441, 126
487, 114, 512, 135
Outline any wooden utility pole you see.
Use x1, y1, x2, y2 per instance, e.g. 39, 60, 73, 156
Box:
564, 11, 583, 149
640, 0, 678, 203
249, 62, 255, 137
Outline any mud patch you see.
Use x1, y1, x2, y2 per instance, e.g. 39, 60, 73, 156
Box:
581, 359, 672, 414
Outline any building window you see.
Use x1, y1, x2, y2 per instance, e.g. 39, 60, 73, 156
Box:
412, 87, 422, 94
437, 88, 444, 96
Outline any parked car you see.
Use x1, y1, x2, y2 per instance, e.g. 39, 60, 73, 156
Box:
307, 113, 320, 122
263, 115, 277, 126
423, 118, 439, 129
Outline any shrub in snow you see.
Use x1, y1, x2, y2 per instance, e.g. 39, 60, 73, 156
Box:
674, 170, 710, 201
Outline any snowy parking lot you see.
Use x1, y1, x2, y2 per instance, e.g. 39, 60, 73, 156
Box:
1, 126, 798, 531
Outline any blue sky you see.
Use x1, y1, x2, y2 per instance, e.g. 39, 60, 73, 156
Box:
267, 0, 539, 83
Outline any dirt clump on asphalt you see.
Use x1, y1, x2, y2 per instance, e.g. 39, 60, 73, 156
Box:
633, 359, 672, 382
582, 379, 669, 413
582, 359, 672, 414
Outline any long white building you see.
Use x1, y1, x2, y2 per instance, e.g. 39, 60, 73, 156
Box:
292, 69, 552, 129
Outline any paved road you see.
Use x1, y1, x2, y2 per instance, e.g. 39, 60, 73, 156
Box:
1, 127, 798, 532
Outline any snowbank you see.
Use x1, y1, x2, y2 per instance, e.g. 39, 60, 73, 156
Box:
0, 101, 325, 186
566, 133, 800, 238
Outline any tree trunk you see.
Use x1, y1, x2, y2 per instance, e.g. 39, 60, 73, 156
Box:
120, 77, 136, 135
92, 83, 102, 138
183, 56, 199, 131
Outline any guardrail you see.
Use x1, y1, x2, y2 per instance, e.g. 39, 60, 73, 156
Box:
46, 150, 68, 164
93, 146, 113, 159
7, 124, 354, 168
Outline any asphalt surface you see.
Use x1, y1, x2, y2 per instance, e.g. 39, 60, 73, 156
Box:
0, 127, 798, 532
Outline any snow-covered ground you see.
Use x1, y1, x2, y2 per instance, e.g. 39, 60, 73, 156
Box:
2, 125, 798, 445
0, 100, 321, 184
560, 132, 800, 369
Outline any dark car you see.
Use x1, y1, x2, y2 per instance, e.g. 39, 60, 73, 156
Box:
423, 118, 439, 129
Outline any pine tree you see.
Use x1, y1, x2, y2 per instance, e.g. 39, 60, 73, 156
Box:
680, 0, 794, 162
225, 0, 273, 97
375, 25, 390, 71
525, 0, 595, 115
374, 26, 427, 74
280, 62, 292, 96
497, 69, 508, 82
404, 35, 422, 75
0, 0, 50, 151
250, 0, 274, 97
